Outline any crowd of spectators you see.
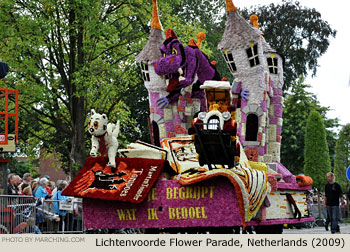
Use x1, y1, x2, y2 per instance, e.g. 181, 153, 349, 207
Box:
4, 172, 82, 233
306, 191, 349, 227
7, 173, 68, 199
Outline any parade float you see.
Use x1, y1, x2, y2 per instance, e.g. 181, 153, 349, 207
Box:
63, 0, 314, 233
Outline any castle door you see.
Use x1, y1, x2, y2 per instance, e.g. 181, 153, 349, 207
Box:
246, 113, 258, 141
151, 121, 160, 147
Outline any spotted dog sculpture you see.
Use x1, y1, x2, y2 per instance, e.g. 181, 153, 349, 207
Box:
153, 29, 221, 111
88, 109, 120, 169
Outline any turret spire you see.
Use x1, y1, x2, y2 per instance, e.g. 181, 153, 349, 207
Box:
151, 0, 162, 30
225, 0, 237, 12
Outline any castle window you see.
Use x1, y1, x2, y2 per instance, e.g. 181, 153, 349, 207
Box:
246, 43, 260, 67
222, 50, 237, 74
246, 113, 258, 141
267, 57, 278, 74
140, 62, 150, 82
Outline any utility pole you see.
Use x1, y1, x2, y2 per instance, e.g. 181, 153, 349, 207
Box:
346, 166, 350, 218
347, 182, 349, 218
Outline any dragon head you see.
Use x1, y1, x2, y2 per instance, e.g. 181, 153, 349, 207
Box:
153, 29, 187, 92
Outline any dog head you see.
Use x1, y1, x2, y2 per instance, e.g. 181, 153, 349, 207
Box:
88, 109, 108, 137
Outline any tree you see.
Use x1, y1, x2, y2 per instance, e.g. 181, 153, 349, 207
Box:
240, 0, 336, 91
334, 124, 350, 191
7, 157, 40, 178
0, 0, 211, 176
281, 76, 338, 175
304, 110, 331, 190
0, 0, 152, 176
169, 0, 230, 79
0, 0, 338, 178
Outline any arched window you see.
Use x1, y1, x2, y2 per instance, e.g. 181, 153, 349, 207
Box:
267, 57, 278, 74
222, 50, 237, 74
152, 121, 160, 147
246, 43, 260, 67
246, 113, 258, 141
140, 62, 150, 81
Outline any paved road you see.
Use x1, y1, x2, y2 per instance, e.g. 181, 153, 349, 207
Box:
283, 223, 350, 234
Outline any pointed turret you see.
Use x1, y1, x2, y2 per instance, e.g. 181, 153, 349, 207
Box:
225, 0, 237, 12
248, 14, 283, 90
136, 1, 169, 145
218, 0, 286, 164
248, 14, 276, 54
151, 0, 162, 30
218, 0, 262, 53
136, 0, 165, 64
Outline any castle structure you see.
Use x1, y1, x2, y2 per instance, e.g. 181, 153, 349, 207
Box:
218, 0, 284, 163
137, 0, 285, 165
136, 0, 201, 146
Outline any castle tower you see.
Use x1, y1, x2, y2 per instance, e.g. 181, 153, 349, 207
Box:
218, 0, 284, 163
136, 0, 194, 146
136, 0, 167, 146
258, 18, 284, 164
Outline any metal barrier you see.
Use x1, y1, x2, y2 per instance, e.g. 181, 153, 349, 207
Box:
39, 198, 83, 234
0, 195, 37, 234
310, 204, 326, 219
310, 204, 347, 220
0, 195, 84, 234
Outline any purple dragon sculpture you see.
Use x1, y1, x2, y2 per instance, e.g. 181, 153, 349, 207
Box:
153, 29, 221, 111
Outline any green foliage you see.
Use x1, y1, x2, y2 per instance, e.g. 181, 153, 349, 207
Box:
0, 0, 338, 178
8, 157, 40, 178
281, 76, 338, 175
0, 0, 152, 174
168, 0, 229, 80
0, 0, 212, 176
240, 0, 336, 91
123, 0, 216, 144
334, 124, 350, 191
122, 77, 150, 143
304, 110, 331, 189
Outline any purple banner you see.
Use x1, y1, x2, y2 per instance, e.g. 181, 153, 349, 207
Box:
83, 178, 243, 229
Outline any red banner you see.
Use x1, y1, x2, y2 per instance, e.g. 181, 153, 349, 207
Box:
62, 156, 165, 203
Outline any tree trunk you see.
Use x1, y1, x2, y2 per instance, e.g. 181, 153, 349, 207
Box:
69, 97, 86, 178
68, 2, 86, 179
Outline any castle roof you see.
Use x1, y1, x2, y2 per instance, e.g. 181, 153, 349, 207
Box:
218, 7, 262, 51
262, 37, 276, 53
136, 28, 165, 63
136, 0, 165, 63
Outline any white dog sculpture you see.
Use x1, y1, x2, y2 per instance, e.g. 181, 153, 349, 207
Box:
88, 109, 120, 168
